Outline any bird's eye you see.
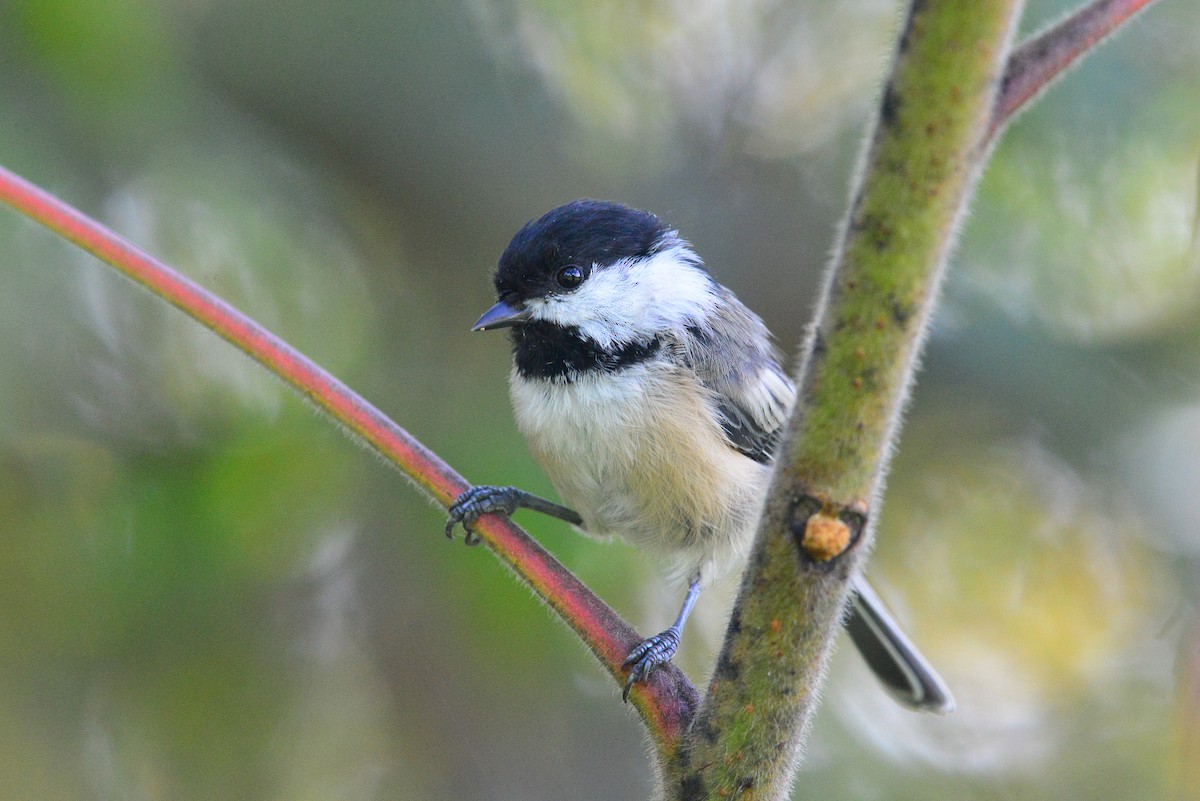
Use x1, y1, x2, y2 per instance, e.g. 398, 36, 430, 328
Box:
556, 265, 586, 289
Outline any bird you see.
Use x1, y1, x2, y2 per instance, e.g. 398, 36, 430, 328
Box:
445, 199, 953, 712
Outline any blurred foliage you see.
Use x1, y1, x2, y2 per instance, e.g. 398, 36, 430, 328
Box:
972, 126, 1200, 342
1, 0, 1198, 799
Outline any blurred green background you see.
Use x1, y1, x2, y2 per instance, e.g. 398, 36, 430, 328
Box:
1, 1, 1198, 799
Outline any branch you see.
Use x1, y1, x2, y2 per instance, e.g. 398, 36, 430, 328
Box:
672, 2, 1025, 798
664, 0, 1163, 795
990, 0, 1160, 139
0, 163, 698, 756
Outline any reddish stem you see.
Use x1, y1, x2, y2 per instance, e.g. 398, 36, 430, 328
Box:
0, 163, 697, 751
990, 0, 1160, 139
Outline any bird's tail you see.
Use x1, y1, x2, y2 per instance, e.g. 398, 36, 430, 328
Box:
845, 576, 955, 714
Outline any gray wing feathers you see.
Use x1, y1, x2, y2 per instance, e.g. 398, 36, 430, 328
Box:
680, 285, 796, 463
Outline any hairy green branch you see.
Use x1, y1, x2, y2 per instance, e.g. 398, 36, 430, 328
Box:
671, 3, 1025, 798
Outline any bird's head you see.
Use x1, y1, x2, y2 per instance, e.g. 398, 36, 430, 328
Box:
474, 200, 717, 347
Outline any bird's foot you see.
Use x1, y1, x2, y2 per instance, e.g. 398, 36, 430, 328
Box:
444, 485, 523, 546
622, 627, 681, 701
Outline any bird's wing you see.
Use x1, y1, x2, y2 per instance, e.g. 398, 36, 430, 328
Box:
677, 290, 796, 464
713, 396, 778, 463
711, 371, 791, 463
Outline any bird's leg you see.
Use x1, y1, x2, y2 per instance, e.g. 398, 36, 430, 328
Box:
445, 485, 583, 545
622, 573, 702, 700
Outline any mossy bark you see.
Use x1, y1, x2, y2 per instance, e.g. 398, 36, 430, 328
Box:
665, 3, 1025, 798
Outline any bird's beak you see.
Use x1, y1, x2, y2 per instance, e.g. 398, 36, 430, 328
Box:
472, 299, 531, 331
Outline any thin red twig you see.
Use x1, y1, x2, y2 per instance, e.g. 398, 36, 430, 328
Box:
990, 0, 1160, 139
0, 163, 697, 750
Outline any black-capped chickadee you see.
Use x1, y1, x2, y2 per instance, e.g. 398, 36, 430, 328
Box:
447, 199, 953, 712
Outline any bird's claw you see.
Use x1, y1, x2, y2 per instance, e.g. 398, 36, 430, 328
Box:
444, 485, 522, 546
622, 627, 681, 701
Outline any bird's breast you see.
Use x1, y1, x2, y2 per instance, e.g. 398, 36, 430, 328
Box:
509, 363, 767, 578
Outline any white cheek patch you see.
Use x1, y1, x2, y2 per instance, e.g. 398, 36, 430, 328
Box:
527, 243, 719, 347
